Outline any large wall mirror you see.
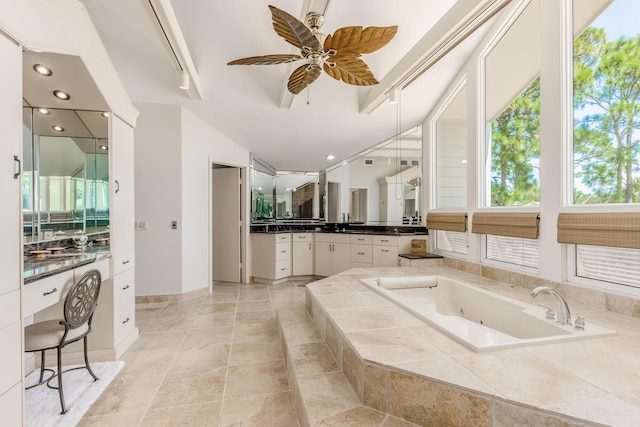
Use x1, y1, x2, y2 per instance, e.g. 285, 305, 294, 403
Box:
249, 125, 422, 225
322, 125, 423, 225
23, 106, 110, 243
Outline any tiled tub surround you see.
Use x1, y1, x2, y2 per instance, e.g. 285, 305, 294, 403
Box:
304, 266, 640, 426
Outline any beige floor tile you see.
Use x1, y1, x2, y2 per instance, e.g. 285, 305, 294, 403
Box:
78, 410, 146, 426
314, 406, 386, 426
233, 319, 278, 342
228, 340, 282, 366
237, 300, 274, 313
235, 310, 275, 324
181, 326, 234, 348
119, 348, 176, 377
329, 306, 404, 332
225, 360, 289, 399
297, 371, 361, 424
85, 373, 164, 416
289, 342, 340, 376
381, 414, 422, 426
141, 400, 222, 426
198, 302, 237, 315
220, 391, 297, 426
191, 312, 236, 329
143, 315, 196, 332
170, 343, 231, 372
126, 330, 186, 353
150, 367, 227, 409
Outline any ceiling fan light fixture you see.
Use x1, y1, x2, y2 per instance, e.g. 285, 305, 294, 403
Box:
179, 71, 190, 90
326, 154, 335, 161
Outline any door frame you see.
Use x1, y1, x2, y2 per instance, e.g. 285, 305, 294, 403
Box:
208, 159, 247, 291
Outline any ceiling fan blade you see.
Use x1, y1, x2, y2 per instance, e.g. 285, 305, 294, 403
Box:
287, 64, 321, 94
269, 5, 320, 50
227, 54, 303, 66
323, 56, 378, 86
324, 26, 398, 56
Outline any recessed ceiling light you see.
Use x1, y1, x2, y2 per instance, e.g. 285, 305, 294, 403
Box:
52, 125, 64, 132
326, 154, 335, 160
101, 112, 110, 118
285, 187, 291, 191
99, 145, 108, 150
33, 64, 52, 76
342, 161, 348, 166
36, 108, 50, 115
53, 90, 70, 100
257, 186, 263, 190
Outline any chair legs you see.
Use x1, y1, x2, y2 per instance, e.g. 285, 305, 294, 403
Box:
57, 346, 67, 414
84, 337, 99, 382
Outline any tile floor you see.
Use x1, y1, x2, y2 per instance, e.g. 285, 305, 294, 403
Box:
79, 279, 312, 426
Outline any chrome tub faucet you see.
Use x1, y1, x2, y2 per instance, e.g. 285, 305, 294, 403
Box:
530, 286, 572, 326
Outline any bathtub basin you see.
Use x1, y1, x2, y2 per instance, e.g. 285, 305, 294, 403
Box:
360, 275, 617, 352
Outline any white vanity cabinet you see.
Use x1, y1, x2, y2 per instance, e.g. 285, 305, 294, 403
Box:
372, 235, 399, 267
106, 116, 138, 357
314, 233, 351, 276
350, 234, 373, 268
252, 233, 292, 284
0, 33, 23, 424
292, 232, 314, 276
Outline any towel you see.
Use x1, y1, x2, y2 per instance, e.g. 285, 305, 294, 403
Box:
377, 276, 438, 289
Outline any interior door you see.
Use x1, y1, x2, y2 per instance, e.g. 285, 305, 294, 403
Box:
212, 167, 241, 282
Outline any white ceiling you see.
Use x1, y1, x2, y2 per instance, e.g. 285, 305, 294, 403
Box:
75, 0, 494, 172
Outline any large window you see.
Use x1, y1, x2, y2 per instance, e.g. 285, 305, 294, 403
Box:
485, 0, 541, 207
435, 84, 467, 209
573, 0, 640, 204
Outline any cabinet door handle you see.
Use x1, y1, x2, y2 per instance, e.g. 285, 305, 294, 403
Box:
357, 252, 365, 255
381, 239, 389, 242
299, 236, 306, 239
357, 238, 365, 241
43, 287, 57, 296
381, 249, 389, 253
122, 260, 130, 265
13, 155, 21, 179
122, 317, 130, 324
309, 243, 311, 250
280, 267, 287, 271
281, 250, 286, 253
115, 179, 120, 193
122, 284, 130, 290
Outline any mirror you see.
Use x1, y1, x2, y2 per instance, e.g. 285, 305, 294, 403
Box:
322, 125, 422, 225
275, 171, 320, 219
23, 107, 110, 243
250, 154, 276, 221
249, 125, 422, 225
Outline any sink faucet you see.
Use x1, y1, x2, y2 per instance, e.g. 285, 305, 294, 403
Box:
530, 286, 572, 326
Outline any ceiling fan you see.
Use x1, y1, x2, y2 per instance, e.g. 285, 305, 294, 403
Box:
227, 5, 397, 94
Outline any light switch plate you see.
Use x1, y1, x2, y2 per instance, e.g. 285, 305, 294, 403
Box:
135, 221, 148, 230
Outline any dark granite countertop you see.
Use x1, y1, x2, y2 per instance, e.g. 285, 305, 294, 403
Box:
250, 223, 427, 236
24, 246, 111, 284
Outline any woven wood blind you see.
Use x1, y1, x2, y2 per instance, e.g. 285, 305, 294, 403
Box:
426, 213, 467, 232
471, 212, 540, 239
557, 212, 640, 249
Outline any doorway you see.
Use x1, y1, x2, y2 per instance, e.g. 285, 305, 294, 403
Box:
212, 164, 243, 283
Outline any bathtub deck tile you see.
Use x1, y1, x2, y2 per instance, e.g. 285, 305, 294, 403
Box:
327, 306, 404, 332
344, 328, 444, 365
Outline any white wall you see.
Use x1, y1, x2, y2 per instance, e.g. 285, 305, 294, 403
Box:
134, 103, 251, 296
326, 164, 350, 221
180, 107, 250, 292
133, 103, 183, 296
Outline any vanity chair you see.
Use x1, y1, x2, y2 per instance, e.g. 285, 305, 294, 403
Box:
24, 269, 102, 414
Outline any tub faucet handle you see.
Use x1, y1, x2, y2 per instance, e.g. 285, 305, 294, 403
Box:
574, 315, 585, 331
537, 304, 556, 321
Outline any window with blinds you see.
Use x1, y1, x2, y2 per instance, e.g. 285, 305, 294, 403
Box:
486, 235, 539, 268
435, 230, 468, 256
576, 245, 640, 289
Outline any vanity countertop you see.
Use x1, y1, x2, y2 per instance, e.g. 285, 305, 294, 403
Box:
24, 246, 111, 284
251, 223, 428, 236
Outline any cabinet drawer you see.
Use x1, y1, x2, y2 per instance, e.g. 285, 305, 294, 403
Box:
350, 261, 372, 269
292, 232, 313, 242
0, 382, 22, 427
275, 259, 291, 279
350, 234, 372, 245
114, 298, 135, 345
74, 258, 110, 282
0, 290, 20, 330
0, 322, 22, 394
113, 268, 135, 310
373, 246, 399, 267
274, 233, 291, 243
113, 251, 135, 275
372, 235, 398, 246
350, 244, 372, 263
23, 270, 74, 317
315, 233, 350, 244
275, 242, 291, 261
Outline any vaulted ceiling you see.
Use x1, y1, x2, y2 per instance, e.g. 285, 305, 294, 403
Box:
77, 0, 500, 171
